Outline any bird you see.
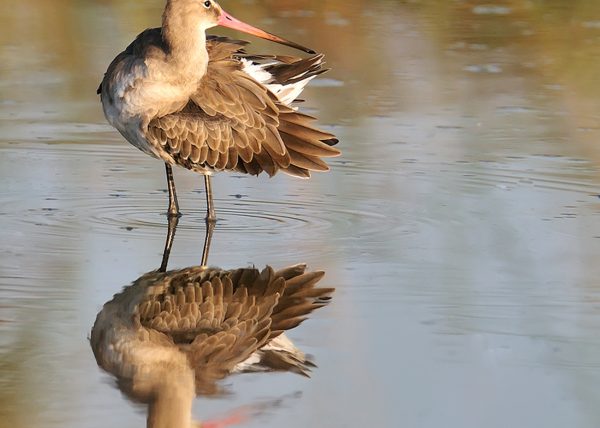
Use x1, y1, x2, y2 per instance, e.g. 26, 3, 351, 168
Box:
98, 0, 340, 221
90, 263, 334, 428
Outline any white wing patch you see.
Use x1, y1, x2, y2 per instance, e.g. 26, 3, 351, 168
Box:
239, 58, 273, 84
240, 58, 318, 107
231, 333, 304, 373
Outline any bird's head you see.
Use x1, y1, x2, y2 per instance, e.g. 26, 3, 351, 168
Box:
197, 0, 315, 53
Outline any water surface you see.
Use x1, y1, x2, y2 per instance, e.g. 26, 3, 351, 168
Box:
2, 1, 600, 427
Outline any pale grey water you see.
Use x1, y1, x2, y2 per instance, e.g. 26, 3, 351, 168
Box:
2, 1, 600, 427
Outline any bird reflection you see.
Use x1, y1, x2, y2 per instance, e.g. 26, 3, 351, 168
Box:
90, 220, 333, 428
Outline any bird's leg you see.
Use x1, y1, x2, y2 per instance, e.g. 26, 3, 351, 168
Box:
165, 163, 181, 217
159, 212, 179, 272
200, 219, 215, 267
200, 174, 216, 266
203, 174, 216, 222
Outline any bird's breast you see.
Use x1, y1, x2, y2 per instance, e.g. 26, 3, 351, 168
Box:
103, 80, 192, 126
101, 73, 198, 161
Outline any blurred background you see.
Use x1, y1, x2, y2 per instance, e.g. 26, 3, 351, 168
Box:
2, 1, 600, 427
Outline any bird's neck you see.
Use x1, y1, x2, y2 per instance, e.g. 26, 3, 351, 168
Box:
147, 377, 196, 428
161, 2, 209, 80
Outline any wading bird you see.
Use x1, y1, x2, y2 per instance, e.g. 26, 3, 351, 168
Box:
91, 263, 334, 428
98, 0, 340, 221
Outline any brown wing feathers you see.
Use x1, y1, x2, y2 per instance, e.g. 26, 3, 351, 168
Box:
146, 35, 340, 178
137, 265, 333, 390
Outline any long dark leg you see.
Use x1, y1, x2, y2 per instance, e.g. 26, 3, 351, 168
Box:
165, 163, 181, 217
204, 174, 216, 222
200, 219, 215, 267
159, 213, 179, 272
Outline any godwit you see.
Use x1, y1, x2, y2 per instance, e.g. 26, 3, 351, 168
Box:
98, 0, 340, 221
91, 263, 334, 428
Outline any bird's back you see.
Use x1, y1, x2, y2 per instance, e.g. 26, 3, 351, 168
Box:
99, 29, 340, 176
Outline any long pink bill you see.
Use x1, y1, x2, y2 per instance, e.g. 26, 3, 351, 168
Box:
218, 10, 316, 54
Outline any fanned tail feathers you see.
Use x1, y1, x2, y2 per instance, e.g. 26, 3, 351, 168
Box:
237, 48, 340, 178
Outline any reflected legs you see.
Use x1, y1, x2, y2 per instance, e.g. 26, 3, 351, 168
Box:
165, 163, 180, 217
159, 213, 179, 272
201, 219, 214, 267
157, 211, 213, 270
201, 174, 216, 266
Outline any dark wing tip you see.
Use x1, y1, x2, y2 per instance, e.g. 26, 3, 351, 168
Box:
96, 83, 102, 95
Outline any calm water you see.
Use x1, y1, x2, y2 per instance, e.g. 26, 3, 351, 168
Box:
2, 0, 600, 427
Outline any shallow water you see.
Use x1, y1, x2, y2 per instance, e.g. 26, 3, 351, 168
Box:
2, 0, 600, 427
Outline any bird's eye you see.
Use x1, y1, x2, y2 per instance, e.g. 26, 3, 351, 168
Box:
203, 0, 211, 8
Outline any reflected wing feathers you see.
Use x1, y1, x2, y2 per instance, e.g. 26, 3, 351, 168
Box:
135, 264, 333, 393
270, 270, 333, 337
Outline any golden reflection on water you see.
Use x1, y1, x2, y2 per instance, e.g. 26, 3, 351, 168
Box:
2, 1, 600, 155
